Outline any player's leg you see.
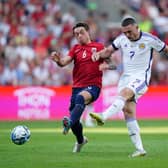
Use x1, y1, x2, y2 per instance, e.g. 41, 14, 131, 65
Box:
90, 87, 134, 125
90, 77, 147, 125
63, 117, 88, 152
63, 88, 86, 135
61, 88, 87, 152
70, 86, 100, 152
124, 101, 146, 157
62, 89, 76, 135
90, 75, 132, 124
70, 89, 92, 153
63, 87, 87, 134
70, 86, 100, 125
70, 92, 90, 125
63, 88, 91, 135
71, 121, 88, 153
84, 104, 95, 127
63, 86, 100, 151
69, 91, 89, 151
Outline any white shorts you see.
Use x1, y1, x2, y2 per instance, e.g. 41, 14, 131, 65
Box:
118, 74, 148, 101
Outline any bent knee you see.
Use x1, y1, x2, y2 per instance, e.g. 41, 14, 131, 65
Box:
120, 88, 134, 100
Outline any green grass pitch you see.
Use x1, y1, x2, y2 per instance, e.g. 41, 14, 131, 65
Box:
0, 120, 168, 168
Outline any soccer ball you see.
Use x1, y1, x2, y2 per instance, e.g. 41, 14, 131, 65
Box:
11, 125, 31, 145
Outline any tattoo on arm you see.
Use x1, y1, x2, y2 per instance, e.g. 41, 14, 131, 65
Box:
160, 49, 168, 58
108, 63, 117, 70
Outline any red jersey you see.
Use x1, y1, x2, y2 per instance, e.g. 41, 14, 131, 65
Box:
68, 42, 104, 88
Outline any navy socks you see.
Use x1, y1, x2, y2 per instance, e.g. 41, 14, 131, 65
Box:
70, 94, 85, 144
70, 95, 85, 125
71, 121, 83, 144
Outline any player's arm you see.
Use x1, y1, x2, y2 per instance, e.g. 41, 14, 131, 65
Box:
159, 45, 168, 58
99, 57, 117, 71
50, 51, 73, 67
92, 45, 115, 62
99, 62, 117, 71
163, 45, 168, 55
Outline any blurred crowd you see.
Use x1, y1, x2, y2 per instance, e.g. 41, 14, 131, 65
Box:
0, 0, 168, 86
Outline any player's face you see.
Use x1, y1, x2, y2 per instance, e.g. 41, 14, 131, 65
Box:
73, 27, 91, 44
122, 24, 140, 41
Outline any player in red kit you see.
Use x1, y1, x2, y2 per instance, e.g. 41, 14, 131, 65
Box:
50, 22, 104, 153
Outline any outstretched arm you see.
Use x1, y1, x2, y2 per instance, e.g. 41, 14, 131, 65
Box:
163, 45, 168, 55
160, 45, 168, 57
92, 45, 115, 62
99, 57, 117, 71
50, 51, 73, 67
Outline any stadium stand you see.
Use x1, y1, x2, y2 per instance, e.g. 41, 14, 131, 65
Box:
0, 0, 167, 86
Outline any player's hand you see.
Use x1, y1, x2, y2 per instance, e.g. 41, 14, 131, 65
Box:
50, 51, 61, 63
92, 52, 100, 62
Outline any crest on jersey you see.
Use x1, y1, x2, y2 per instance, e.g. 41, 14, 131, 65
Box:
91, 47, 97, 53
139, 43, 145, 49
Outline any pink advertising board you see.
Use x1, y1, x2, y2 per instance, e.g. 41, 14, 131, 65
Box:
0, 86, 168, 120
0, 86, 71, 120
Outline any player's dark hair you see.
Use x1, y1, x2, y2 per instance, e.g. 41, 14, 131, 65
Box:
73, 22, 90, 33
121, 17, 137, 27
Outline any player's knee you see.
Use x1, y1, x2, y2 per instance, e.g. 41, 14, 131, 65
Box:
120, 88, 134, 100
75, 94, 85, 105
124, 110, 135, 119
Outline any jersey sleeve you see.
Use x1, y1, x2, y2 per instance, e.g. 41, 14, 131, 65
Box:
112, 35, 123, 50
150, 35, 166, 52
68, 45, 75, 58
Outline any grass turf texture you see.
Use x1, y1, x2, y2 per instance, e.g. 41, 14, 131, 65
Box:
0, 120, 168, 168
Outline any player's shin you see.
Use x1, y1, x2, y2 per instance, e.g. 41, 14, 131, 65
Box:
126, 118, 144, 151
70, 95, 85, 125
102, 96, 125, 120
71, 121, 84, 144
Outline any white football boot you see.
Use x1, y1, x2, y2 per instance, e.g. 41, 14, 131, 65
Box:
129, 150, 147, 158
73, 136, 88, 153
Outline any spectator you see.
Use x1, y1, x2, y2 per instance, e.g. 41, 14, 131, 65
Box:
0, 0, 167, 86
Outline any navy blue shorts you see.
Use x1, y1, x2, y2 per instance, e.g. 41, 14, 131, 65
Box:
69, 85, 101, 111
